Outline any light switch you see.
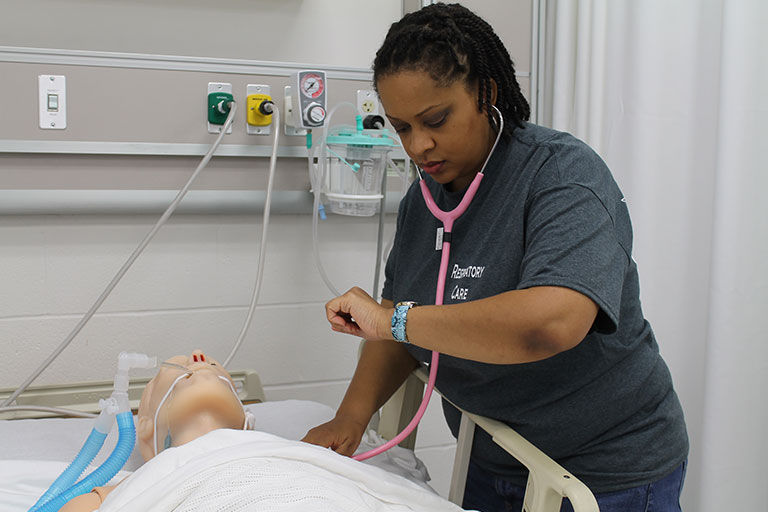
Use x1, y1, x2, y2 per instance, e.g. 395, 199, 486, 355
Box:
39, 75, 66, 129
47, 94, 59, 111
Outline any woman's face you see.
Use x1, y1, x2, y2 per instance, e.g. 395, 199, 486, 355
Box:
377, 70, 495, 192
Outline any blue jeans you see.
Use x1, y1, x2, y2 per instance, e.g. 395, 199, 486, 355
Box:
462, 459, 687, 512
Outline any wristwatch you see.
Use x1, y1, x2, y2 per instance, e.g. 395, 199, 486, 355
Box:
391, 301, 419, 343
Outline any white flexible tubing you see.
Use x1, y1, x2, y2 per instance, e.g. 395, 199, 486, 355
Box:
311, 175, 342, 297
0, 406, 98, 418
380, 139, 411, 260
311, 101, 361, 297
380, 156, 411, 264
308, 131, 342, 295
1, 103, 238, 408
222, 105, 280, 368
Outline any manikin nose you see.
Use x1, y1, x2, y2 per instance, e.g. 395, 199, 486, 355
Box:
189, 350, 207, 363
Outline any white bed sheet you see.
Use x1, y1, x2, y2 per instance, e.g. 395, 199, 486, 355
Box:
98, 429, 461, 512
0, 400, 436, 512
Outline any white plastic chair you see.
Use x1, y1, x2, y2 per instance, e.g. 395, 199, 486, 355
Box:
378, 367, 600, 512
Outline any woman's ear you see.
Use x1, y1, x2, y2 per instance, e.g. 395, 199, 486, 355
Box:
136, 415, 155, 461
489, 78, 498, 106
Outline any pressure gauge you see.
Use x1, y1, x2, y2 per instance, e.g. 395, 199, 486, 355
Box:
290, 70, 328, 131
300, 73, 325, 99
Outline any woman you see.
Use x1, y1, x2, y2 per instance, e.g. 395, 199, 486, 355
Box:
302, 3, 688, 511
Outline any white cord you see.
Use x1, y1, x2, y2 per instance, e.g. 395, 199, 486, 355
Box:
0, 406, 98, 419
222, 105, 280, 368
311, 102, 359, 297
1, 103, 238, 408
380, 156, 412, 264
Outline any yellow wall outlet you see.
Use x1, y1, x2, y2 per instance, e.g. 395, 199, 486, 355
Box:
247, 93, 273, 126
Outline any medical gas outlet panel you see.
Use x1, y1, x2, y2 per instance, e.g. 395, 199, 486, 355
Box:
285, 70, 327, 135
206, 82, 275, 135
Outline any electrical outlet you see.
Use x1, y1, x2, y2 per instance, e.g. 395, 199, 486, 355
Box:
357, 89, 380, 117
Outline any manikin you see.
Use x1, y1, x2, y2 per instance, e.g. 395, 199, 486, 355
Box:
61, 349, 246, 512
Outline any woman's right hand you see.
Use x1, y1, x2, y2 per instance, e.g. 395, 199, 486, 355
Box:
301, 415, 368, 457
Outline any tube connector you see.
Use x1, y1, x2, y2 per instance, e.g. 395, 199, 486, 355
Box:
118, 352, 157, 371
98, 397, 119, 415
94, 398, 119, 433
259, 100, 275, 115
113, 353, 156, 410
363, 115, 386, 130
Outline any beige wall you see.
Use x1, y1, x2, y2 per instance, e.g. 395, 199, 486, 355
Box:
0, 0, 402, 69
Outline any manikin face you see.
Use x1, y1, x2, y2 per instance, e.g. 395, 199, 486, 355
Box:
136, 349, 246, 461
377, 70, 496, 192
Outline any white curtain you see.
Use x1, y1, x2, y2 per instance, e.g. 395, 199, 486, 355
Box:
540, 1, 768, 510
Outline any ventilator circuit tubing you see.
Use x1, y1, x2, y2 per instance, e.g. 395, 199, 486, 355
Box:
2, 104, 238, 409
222, 104, 280, 368
31, 352, 156, 512
31, 424, 108, 509
353, 107, 504, 462
32, 413, 136, 512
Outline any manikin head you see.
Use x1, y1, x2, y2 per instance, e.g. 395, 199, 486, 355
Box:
136, 349, 248, 461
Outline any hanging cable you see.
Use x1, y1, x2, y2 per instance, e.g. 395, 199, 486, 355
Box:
2, 102, 238, 408
222, 104, 280, 368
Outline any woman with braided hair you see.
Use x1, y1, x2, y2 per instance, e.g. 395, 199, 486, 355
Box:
303, 4, 688, 511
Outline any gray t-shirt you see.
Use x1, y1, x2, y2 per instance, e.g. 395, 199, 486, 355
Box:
382, 123, 688, 493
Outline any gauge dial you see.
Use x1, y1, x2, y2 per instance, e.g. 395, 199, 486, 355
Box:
300, 73, 325, 99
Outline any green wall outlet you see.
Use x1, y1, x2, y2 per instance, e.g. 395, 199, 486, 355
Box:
207, 92, 234, 125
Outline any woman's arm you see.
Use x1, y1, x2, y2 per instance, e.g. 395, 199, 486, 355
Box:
326, 286, 598, 364
303, 299, 420, 455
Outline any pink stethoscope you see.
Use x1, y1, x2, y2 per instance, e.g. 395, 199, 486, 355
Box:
354, 106, 505, 461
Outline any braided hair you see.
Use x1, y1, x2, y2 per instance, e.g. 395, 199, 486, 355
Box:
373, 2, 530, 132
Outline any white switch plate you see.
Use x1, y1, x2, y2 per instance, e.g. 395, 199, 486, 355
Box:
39, 75, 66, 130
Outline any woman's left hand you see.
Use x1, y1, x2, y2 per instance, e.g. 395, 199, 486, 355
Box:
326, 287, 394, 341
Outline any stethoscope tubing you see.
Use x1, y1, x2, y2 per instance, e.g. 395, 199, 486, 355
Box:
353, 106, 504, 461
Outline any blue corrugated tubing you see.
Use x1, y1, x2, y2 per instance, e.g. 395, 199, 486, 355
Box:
30, 428, 108, 510
33, 412, 135, 512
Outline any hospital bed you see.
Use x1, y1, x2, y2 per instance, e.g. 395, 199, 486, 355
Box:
0, 367, 599, 512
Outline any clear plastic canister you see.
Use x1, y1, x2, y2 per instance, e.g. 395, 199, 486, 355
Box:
325, 144, 390, 216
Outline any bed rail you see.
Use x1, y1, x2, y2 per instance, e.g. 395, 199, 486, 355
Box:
378, 367, 599, 512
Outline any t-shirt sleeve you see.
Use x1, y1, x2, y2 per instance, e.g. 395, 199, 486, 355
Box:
517, 178, 630, 334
